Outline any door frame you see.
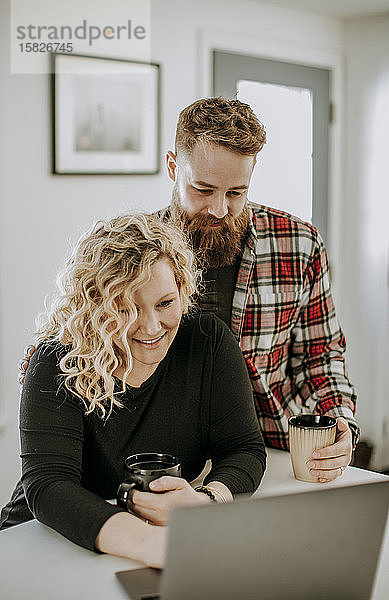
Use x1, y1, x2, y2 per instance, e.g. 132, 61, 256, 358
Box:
197, 27, 343, 302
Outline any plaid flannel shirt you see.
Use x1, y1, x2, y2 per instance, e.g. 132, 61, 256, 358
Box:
159, 203, 359, 450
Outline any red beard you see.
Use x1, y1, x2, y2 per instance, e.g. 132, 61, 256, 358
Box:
170, 190, 250, 268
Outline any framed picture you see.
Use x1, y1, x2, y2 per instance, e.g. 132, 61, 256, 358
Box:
51, 53, 160, 175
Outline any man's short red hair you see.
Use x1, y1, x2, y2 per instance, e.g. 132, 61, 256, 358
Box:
175, 97, 266, 156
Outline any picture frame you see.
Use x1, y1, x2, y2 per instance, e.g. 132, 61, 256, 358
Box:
51, 53, 160, 175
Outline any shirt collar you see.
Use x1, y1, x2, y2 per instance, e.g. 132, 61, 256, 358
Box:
244, 204, 258, 255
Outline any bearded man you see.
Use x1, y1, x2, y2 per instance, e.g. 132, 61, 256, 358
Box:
158, 97, 359, 482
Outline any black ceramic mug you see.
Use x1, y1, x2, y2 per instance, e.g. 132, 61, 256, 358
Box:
117, 452, 181, 511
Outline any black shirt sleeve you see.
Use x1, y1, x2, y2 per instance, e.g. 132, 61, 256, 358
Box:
18, 343, 125, 551
201, 316, 267, 495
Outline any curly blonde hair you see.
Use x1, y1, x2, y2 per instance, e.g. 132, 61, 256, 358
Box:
35, 213, 199, 419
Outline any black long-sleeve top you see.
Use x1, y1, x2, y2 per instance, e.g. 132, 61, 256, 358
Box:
0, 313, 266, 551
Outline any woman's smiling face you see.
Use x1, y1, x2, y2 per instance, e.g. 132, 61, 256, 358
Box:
116, 258, 183, 371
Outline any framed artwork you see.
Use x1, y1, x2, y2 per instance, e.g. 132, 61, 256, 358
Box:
51, 53, 160, 175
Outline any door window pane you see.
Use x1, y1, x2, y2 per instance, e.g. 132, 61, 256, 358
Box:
238, 79, 313, 222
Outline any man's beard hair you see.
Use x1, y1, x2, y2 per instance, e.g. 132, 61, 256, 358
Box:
170, 187, 250, 268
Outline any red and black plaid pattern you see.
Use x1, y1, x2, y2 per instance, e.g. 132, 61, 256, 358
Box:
158, 203, 359, 450
231, 203, 358, 449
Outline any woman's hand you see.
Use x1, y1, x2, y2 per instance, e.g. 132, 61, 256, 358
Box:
142, 523, 168, 569
95, 511, 168, 569
131, 476, 211, 526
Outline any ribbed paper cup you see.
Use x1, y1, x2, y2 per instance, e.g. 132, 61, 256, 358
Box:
288, 415, 337, 482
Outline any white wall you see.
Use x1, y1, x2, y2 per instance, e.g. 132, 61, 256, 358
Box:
0, 0, 345, 506
342, 14, 389, 468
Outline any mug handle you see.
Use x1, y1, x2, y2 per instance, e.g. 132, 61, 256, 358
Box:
117, 481, 137, 511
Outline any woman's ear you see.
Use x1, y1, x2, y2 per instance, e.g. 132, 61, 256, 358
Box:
166, 151, 177, 182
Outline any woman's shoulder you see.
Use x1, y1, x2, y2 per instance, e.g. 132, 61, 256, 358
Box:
27, 339, 69, 379
180, 312, 232, 341
22, 340, 79, 407
33, 339, 69, 361
176, 313, 244, 371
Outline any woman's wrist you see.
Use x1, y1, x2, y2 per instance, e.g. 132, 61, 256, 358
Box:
204, 481, 233, 503
194, 486, 217, 503
193, 481, 233, 503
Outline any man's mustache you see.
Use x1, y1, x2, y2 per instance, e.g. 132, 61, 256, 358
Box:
187, 213, 236, 230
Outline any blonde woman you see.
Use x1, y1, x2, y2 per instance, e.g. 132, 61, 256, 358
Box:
0, 214, 266, 568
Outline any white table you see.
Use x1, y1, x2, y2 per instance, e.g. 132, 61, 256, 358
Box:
1, 448, 388, 600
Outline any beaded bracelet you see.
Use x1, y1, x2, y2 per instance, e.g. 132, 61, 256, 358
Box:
194, 486, 217, 503
206, 486, 227, 503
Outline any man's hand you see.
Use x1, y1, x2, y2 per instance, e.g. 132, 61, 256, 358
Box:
18, 345, 36, 385
131, 476, 211, 526
306, 418, 353, 483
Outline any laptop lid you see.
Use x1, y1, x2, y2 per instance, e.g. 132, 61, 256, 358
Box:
161, 480, 389, 600
116, 480, 389, 600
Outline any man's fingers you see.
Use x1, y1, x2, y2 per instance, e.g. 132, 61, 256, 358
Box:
336, 417, 349, 432
305, 418, 352, 482
314, 466, 346, 483
18, 358, 30, 385
18, 346, 36, 386
311, 440, 348, 460
311, 420, 352, 460
307, 456, 345, 471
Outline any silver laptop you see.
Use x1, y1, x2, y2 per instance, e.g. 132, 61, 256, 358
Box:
116, 480, 389, 600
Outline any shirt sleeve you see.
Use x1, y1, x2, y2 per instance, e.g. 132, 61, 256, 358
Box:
19, 343, 125, 552
290, 233, 360, 446
203, 317, 267, 495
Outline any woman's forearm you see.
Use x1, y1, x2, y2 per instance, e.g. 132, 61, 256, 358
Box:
95, 511, 167, 569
